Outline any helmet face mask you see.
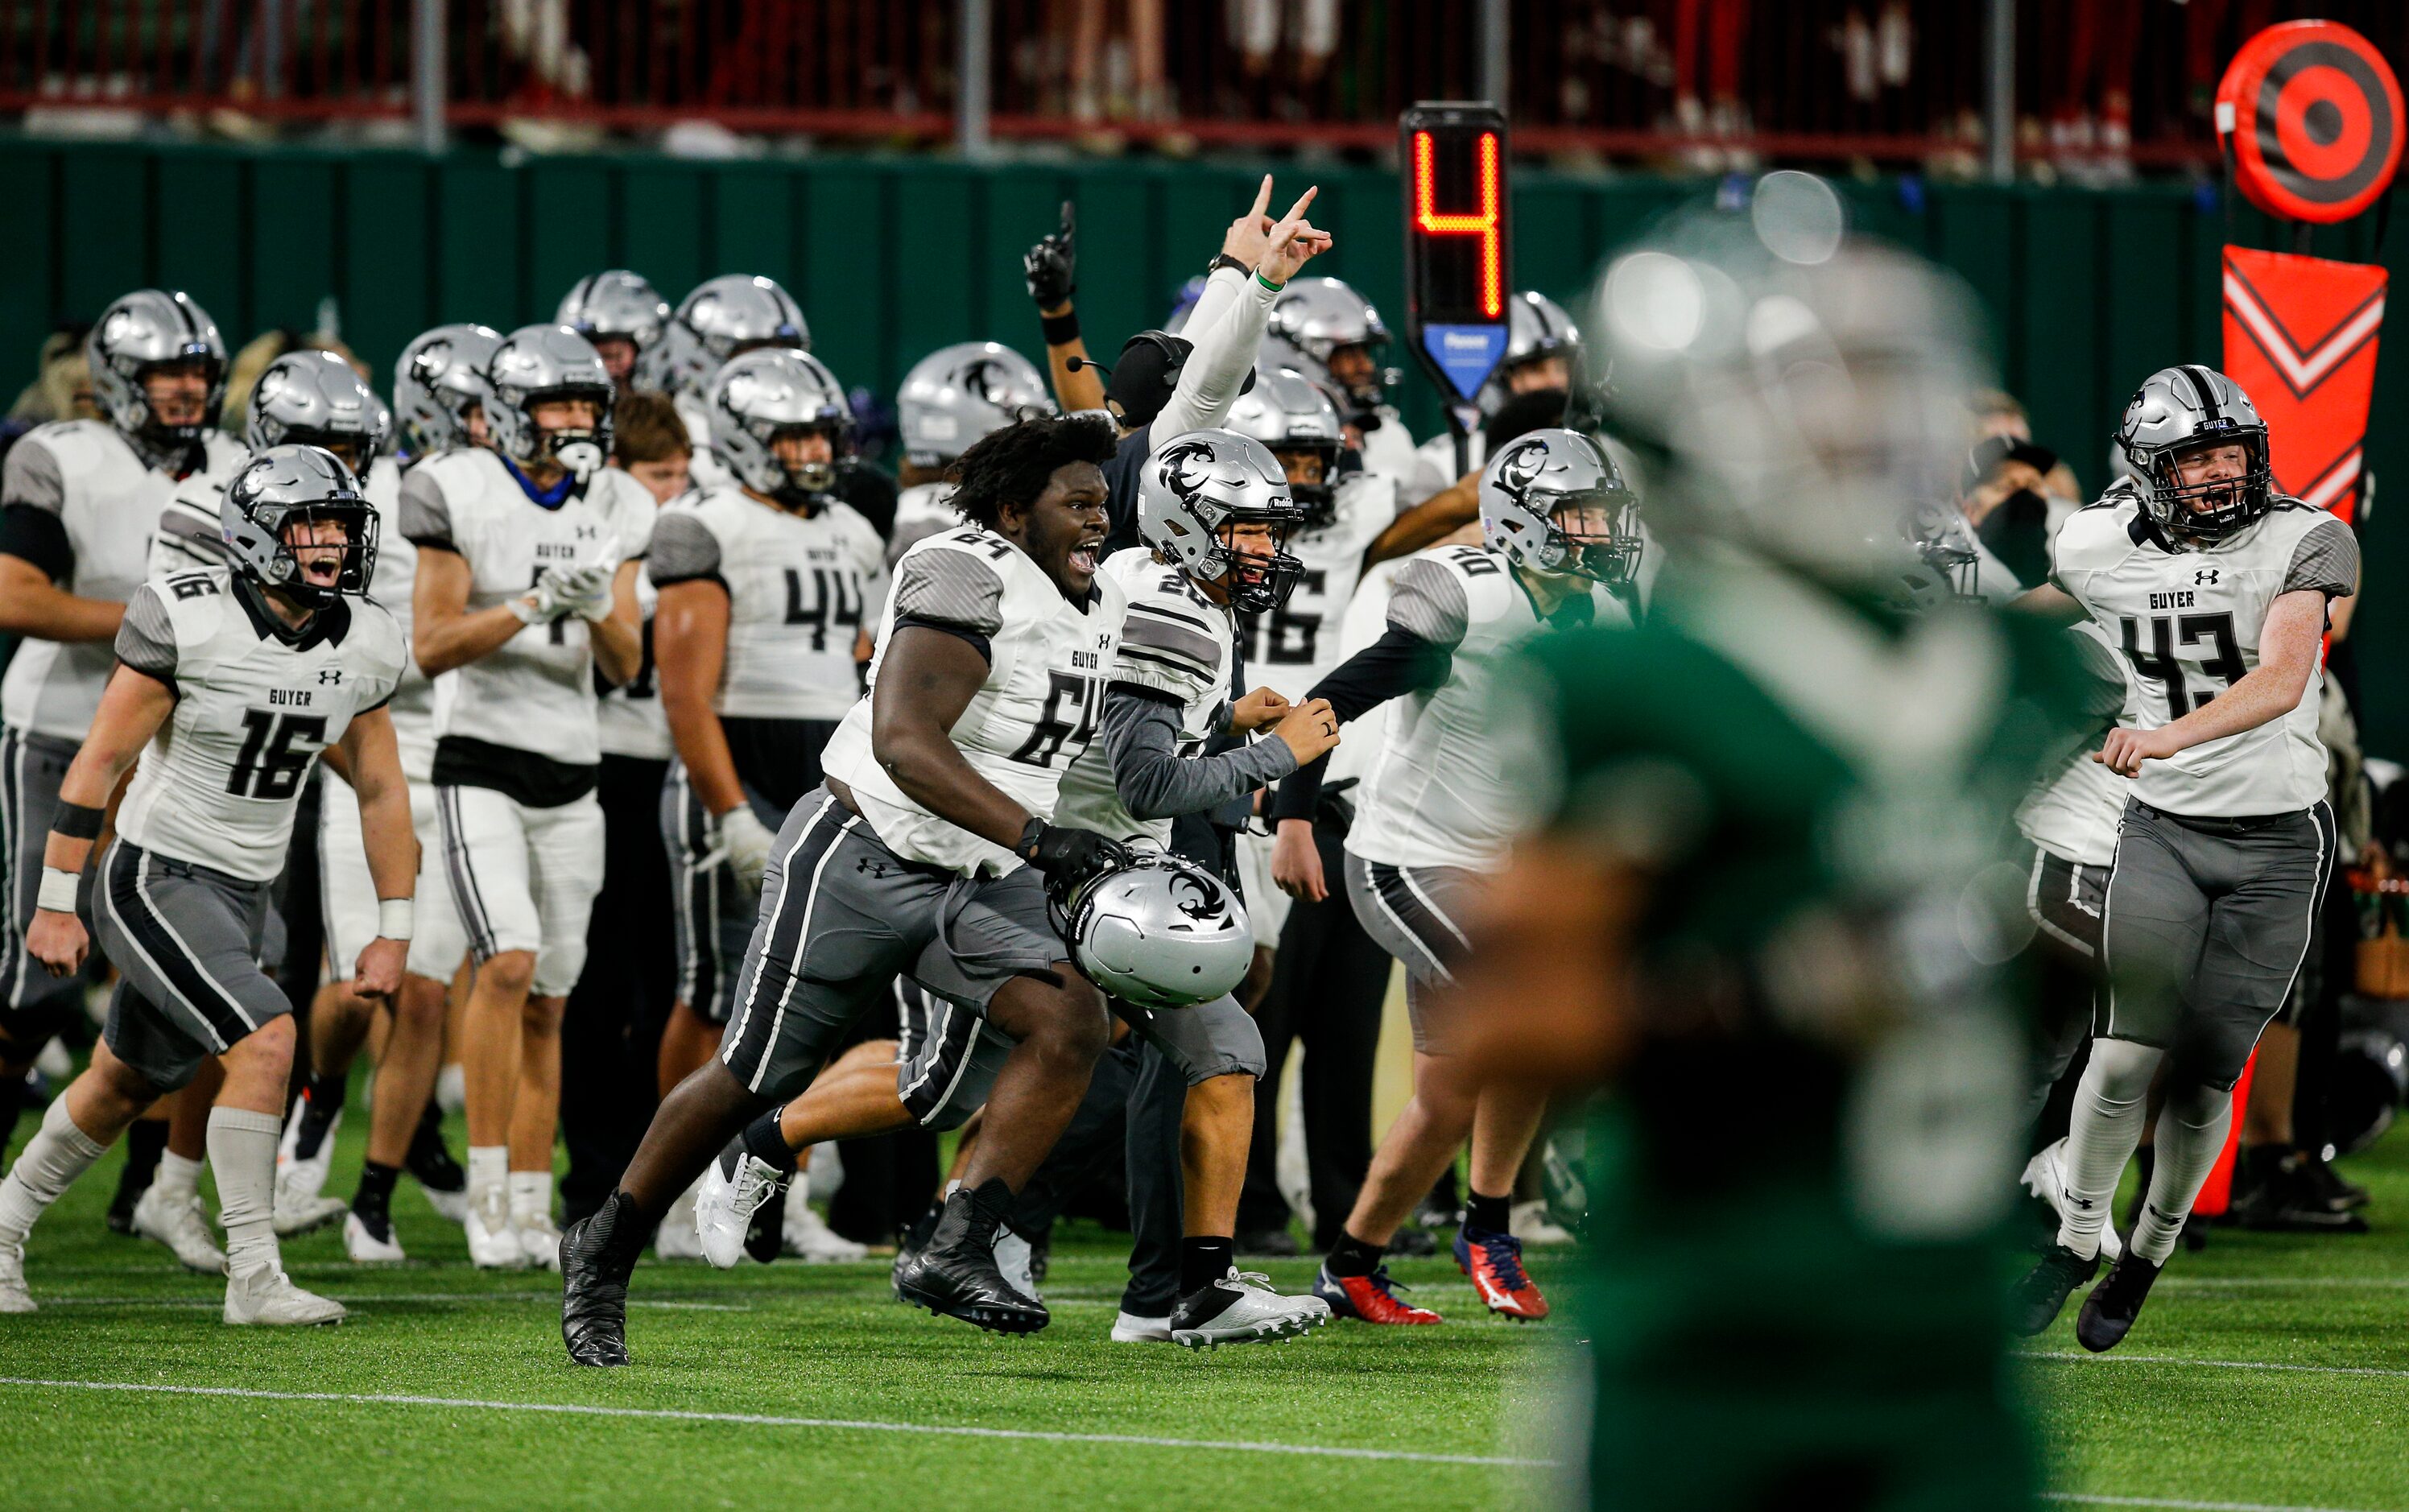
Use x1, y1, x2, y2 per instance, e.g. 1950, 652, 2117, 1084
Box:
2150, 434, 2270, 543
89, 290, 229, 451
485, 326, 617, 481
1481, 430, 1644, 588
1265, 278, 1400, 413
709, 348, 855, 508
221, 444, 379, 607
1223, 367, 1346, 531
2118, 366, 2273, 545
556, 270, 671, 386
1141, 431, 1309, 615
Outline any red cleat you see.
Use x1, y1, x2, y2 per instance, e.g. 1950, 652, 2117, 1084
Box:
1455, 1227, 1548, 1320
1312, 1262, 1443, 1324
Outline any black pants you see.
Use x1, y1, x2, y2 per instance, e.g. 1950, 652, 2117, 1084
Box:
1008, 1038, 1182, 1314
560, 754, 678, 1225
1237, 824, 1386, 1248
2291, 844, 2357, 1155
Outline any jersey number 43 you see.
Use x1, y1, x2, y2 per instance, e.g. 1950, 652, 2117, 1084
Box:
2121, 611, 2246, 717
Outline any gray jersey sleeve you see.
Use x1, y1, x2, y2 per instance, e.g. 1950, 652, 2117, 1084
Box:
646, 510, 723, 585
1100, 685, 1299, 822
1386, 556, 1472, 648
2, 436, 64, 512
396, 468, 456, 549
2283, 516, 2359, 598
890, 547, 1006, 635
114, 583, 180, 685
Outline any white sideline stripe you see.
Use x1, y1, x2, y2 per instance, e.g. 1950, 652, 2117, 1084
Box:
0, 1378, 1554, 1467
30, 1295, 746, 1312
2023, 1351, 2409, 1382
2047, 1493, 2390, 1512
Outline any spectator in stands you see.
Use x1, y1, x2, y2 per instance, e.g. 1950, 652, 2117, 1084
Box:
1667, 0, 1751, 171
1068, 0, 1171, 126
2039, 0, 2142, 177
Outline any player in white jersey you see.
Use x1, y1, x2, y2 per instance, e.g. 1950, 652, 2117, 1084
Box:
0, 289, 248, 1254
1410, 289, 1580, 498
556, 269, 671, 395
0, 445, 409, 1324
2010, 366, 2357, 1352
643, 274, 810, 493
889, 341, 1056, 566
394, 323, 500, 467
1262, 275, 1428, 502
401, 324, 655, 1270
638, 349, 883, 1258
560, 415, 1136, 1365
1269, 428, 1641, 1325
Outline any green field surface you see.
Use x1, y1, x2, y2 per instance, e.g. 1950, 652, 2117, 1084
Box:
4, 1093, 2409, 1512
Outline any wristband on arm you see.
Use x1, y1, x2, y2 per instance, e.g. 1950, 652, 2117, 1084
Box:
1040, 309, 1081, 346
52, 801, 102, 840
36, 868, 78, 914
377, 898, 414, 942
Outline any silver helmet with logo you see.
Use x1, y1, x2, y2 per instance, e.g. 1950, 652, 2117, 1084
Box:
557, 270, 672, 384
220, 444, 378, 605
707, 347, 853, 503
485, 324, 615, 480
89, 289, 228, 447
1066, 852, 1254, 1010
643, 275, 810, 399
395, 323, 502, 461
1222, 366, 1345, 526
896, 342, 1055, 468
1262, 276, 1399, 411
1480, 428, 1642, 586
1139, 428, 1308, 613
2117, 366, 2273, 543
1479, 291, 1582, 419
246, 350, 392, 475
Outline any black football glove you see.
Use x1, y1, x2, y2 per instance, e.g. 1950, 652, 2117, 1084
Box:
1015, 818, 1129, 894
1023, 201, 1077, 309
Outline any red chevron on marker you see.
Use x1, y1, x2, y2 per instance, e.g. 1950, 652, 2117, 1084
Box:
2221, 246, 2388, 524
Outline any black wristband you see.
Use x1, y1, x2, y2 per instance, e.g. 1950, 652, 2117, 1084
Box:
1209, 254, 1252, 279
1039, 310, 1081, 347
53, 801, 103, 841
1015, 817, 1046, 861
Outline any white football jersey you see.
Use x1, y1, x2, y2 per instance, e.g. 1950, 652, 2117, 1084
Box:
1347, 543, 1623, 871
2016, 620, 2136, 868
398, 449, 656, 770
823, 525, 1126, 876
1056, 548, 1235, 846
1238, 471, 1398, 700
1, 421, 246, 740
2052, 483, 2357, 816
114, 569, 406, 882
889, 481, 959, 568
597, 564, 671, 760
1356, 406, 1431, 505
647, 485, 888, 723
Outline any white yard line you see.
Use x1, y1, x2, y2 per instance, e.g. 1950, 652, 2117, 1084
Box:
0, 1377, 1552, 1468
2023, 1351, 2409, 1382
2047, 1493, 2396, 1512
30, 1294, 746, 1312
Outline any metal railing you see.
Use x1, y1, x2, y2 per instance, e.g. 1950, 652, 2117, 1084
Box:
2, 1, 2402, 172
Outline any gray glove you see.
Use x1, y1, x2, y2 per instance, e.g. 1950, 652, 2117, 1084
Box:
718, 804, 778, 894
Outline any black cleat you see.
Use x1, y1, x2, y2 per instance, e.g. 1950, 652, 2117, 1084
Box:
1386, 1225, 1438, 1259
895, 1184, 1048, 1336
2297, 1154, 2370, 1212
560, 1190, 651, 1368
405, 1102, 467, 1199
743, 1177, 788, 1266
1237, 1226, 1301, 1258
2075, 1252, 2163, 1352
2009, 1243, 2100, 1336
105, 1177, 145, 1236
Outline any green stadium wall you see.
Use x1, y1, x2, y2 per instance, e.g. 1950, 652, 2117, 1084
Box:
3, 138, 2403, 758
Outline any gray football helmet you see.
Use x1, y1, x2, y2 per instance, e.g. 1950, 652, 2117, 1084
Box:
1480, 291, 1582, 419
221, 444, 378, 605
1222, 366, 1345, 526
2117, 366, 2272, 543
556, 271, 671, 370
1481, 428, 1642, 586
1066, 852, 1254, 1011
246, 350, 392, 474
896, 342, 1054, 468
1262, 277, 1400, 411
485, 324, 615, 480
1139, 428, 1307, 614
708, 347, 853, 503
643, 275, 810, 399
395, 323, 502, 462
89, 289, 228, 447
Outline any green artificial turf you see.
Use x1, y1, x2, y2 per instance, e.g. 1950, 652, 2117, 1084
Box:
4, 1086, 2409, 1511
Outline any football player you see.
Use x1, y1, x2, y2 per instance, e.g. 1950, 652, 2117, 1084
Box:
0, 290, 248, 1264
643, 349, 885, 1261
890, 341, 1056, 565
557, 270, 672, 396
560, 415, 1134, 1365
1271, 428, 1642, 1324
2011, 366, 2355, 1350
0, 445, 410, 1322
1261, 275, 1424, 502
393, 324, 501, 467
401, 324, 655, 1269
641, 275, 809, 493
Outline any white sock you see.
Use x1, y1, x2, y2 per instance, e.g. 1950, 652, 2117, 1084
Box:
506, 1170, 552, 1224
207, 1106, 283, 1279
466, 1145, 508, 1199
0, 1097, 108, 1246
2056, 1039, 2160, 1258
2128, 1084, 2233, 1266
155, 1150, 205, 1204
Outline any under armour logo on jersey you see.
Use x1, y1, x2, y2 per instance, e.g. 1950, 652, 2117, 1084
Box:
317, 668, 342, 685
575, 524, 599, 540
2194, 568, 2221, 586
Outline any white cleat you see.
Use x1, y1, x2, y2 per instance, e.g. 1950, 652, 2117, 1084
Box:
223, 1265, 347, 1326
1170, 1269, 1332, 1350
131, 1187, 226, 1274
2023, 1138, 2122, 1262
1110, 1310, 1172, 1343
654, 1181, 705, 1262
342, 1210, 407, 1263
695, 1151, 785, 1269
417, 1181, 469, 1227
275, 1101, 340, 1205
434, 1064, 465, 1114
465, 1187, 527, 1270
517, 1212, 563, 1273
994, 1229, 1040, 1303
0, 1241, 34, 1314
273, 1183, 352, 1237
782, 1197, 867, 1262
